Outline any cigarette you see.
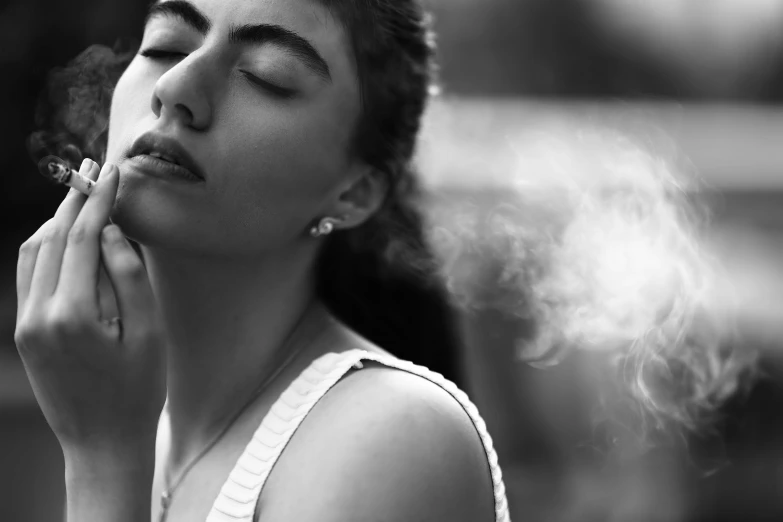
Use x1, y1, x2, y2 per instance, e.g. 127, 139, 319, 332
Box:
37, 155, 96, 196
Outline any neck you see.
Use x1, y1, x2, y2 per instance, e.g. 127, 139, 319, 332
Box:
141, 243, 321, 459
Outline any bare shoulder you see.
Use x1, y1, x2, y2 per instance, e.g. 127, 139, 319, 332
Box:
257, 363, 497, 522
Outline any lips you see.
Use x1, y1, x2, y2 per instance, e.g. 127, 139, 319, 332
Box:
128, 132, 206, 181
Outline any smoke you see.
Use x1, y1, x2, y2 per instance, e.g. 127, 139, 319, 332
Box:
26, 41, 136, 171
425, 126, 757, 443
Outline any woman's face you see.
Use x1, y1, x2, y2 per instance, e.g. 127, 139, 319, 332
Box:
106, 0, 363, 258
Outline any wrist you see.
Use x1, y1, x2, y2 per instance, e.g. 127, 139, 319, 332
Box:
64, 443, 154, 522
64, 439, 156, 481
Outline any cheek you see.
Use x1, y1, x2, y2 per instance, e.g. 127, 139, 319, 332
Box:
107, 61, 151, 159
214, 101, 356, 229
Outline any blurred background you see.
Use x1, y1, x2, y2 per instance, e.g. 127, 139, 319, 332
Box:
1, 0, 782, 521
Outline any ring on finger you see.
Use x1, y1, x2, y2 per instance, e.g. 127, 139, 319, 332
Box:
103, 316, 124, 340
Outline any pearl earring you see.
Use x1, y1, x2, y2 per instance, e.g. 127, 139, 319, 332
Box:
310, 217, 339, 238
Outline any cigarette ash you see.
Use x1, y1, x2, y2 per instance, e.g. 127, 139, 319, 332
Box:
37, 155, 72, 184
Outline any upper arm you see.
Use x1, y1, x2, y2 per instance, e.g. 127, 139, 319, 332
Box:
256, 366, 497, 522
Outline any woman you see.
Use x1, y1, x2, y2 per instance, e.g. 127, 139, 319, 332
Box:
15, 0, 508, 521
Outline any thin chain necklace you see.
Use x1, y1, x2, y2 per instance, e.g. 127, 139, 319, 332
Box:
157, 302, 321, 522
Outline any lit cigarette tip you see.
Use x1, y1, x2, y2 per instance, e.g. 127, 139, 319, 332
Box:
37, 155, 95, 196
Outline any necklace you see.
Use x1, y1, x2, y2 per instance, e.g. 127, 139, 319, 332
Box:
157, 302, 322, 522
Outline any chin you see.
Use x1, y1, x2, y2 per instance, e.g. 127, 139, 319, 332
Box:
111, 178, 203, 252
110, 202, 172, 251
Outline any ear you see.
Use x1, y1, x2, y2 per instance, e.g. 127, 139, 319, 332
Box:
328, 167, 389, 230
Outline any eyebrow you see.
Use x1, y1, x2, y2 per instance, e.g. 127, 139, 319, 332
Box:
145, 0, 332, 82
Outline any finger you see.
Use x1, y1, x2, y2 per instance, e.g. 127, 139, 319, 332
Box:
26, 159, 101, 304
16, 218, 54, 321
96, 262, 120, 321
100, 225, 158, 341
57, 163, 120, 305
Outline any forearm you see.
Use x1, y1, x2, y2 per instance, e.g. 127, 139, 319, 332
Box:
64, 445, 155, 522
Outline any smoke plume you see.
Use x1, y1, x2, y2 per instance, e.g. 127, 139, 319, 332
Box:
27, 42, 136, 170
425, 126, 757, 443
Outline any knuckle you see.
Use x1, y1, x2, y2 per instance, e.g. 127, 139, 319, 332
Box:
18, 239, 37, 256
14, 314, 45, 347
42, 225, 66, 244
13, 323, 31, 348
47, 305, 84, 337
46, 310, 70, 335
67, 224, 94, 245
20, 220, 53, 253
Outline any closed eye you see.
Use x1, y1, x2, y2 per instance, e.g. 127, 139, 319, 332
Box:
139, 48, 297, 100
240, 71, 297, 100
139, 48, 187, 61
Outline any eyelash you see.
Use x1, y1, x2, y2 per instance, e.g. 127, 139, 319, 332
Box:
239, 71, 296, 100
139, 49, 296, 100
139, 49, 185, 61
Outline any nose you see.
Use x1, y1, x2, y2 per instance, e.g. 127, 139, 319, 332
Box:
151, 55, 213, 130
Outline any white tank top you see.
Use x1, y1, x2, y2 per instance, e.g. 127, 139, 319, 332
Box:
203, 349, 511, 522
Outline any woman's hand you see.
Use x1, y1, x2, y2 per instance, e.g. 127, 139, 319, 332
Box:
14, 159, 166, 458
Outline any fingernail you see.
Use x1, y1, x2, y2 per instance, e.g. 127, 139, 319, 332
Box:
102, 224, 123, 241
99, 163, 113, 179
80, 158, 94, 172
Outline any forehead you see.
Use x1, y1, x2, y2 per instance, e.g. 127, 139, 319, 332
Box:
179, 0, 334, 34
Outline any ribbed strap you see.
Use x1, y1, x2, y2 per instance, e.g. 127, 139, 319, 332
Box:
205, 349, 511, 522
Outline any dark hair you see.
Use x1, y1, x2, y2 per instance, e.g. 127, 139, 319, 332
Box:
313, 1, 464, 385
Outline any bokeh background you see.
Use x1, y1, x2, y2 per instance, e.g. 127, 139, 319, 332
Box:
1, 1, 782, 521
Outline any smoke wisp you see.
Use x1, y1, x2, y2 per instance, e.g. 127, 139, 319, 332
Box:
425, 126, 757, 444
26, 42, 136, 171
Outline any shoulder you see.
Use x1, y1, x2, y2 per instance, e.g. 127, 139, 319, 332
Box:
258, 361, 497, 522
